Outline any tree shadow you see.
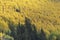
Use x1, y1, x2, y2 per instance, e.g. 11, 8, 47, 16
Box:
16, 17, 38, 40
8, 22, 17, 40
24, 17, 38, 40
8, 17, 47, 40
38, 28, 47, 40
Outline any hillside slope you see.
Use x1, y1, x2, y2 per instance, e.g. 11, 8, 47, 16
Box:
0, 0, 60, 40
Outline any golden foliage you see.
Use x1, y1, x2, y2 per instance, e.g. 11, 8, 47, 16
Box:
0, 0, 60, 40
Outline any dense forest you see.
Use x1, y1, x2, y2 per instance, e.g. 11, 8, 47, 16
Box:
1, 17, 60, 40
0, 0, 60, 40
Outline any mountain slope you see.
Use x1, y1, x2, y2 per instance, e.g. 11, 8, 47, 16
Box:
0, 0, 60, 40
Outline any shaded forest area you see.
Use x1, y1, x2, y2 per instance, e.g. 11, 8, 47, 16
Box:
0, 17, 60, 40
0, 17, 46, 40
